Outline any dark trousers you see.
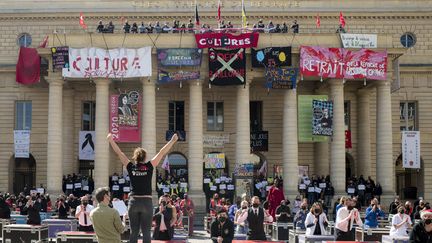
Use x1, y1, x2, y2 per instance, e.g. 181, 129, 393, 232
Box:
78, 225, 94, 232
128, 197, 153, 243
335, 228, 355, 241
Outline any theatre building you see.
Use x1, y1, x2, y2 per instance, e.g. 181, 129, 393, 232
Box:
0, 0, 431, 211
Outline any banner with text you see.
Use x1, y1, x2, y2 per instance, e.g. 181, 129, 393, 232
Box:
209, 48, 246, 85
109, 91, 141, 143
158, 69, 200, 84
79, 131, 95, 160
14, 130, 30, 158
204, 153, 226, 169
195, 32, 259, 49
340, 33, 378, 48
312, 100, 333, 136
250, 131, 268, 152
157, 48, 202, 66
298, 95, 328, 142
63, 47, 152, 78
265, 67, 297, 89
300, 46, 387, 80
51, 46, 69, 70
402, 131, 421, 169
251, 47, 291, 67
203, 134, 230, 148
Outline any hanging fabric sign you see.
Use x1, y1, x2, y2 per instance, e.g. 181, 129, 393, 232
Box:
209, 48, 246, 85
265, 67, 298, 89
158, 69, 200, 84
312, 100, 334, 136
251, 47, 291, 67
195, 32, 259, 49
402, 131, 421, 169
345, 130, 352, 149
204, 153, 226, 169
79, 131, 95, 160
109, 91, 141, 143
250, 131, 268, 152
157, 48, 202, 66
14, 130, 30, 158
51, 46, 69, 69
63, 47, 152, 78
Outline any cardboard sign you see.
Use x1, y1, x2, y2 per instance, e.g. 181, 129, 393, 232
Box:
358, 185, 366, 190
112, 185, 120, 191
123, 187, 130, 192
319, 183, 327, 188
203, 178, 211, 184
227, 184, 235, 190
82, 186, 89, 191
315, 187, 322, 193
180, 183, 187, 188
74, 183, 82, 189
308, 187, 315, 192
118, 178, 125, 184
219, 184, 227, 190
210, 186, 217, 191
299, 184, 306, 190
66, 184, 73, 189
347, 188, 355, 194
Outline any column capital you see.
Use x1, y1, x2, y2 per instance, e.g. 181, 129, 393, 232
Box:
140, 77, 156, 85
328, 79, 344, 86
375, 79, 391, 87
94, 78, 110, 86
44, 75, 64, 86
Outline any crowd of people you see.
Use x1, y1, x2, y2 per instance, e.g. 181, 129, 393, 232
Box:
156, 170, 189, 199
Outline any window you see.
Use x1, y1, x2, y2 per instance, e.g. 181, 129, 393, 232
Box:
344, 101, 350, 131
15, 101, 32, 130
207, 102, 224, 131
17, 33, 32, 47
169, 101, 184, 131
250, 101, 263, 131
82, 101, 96, 131
400, 101, 417, 131
400, 33, 416, 48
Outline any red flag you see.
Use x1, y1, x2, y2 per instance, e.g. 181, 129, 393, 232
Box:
316, 13, 321, 28
217, 0, 221, 22
16, 47, 41, 85
79, 12, 87, 29
38, 35, 49, 48
339, 12, 346, 27
195, 4, 200, 26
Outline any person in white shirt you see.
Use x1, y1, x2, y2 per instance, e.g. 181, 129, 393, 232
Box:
390, 205, 412, 236
335, 197, 363, 241
305, 202, 330, 236
236, 196, 273, 240
75, 196, 94, 232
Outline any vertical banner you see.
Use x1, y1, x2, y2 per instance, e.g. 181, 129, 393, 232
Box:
250, 131, 268, 152
298, 95, 328, 142
79, 131, 95, 160
208, 48, 246, 86
14, 130, 31, 158
345, 130, 352, 149
51, 46, 70, 70
109, 91, 141, 143
402, 131, 421, 169
312, 100, 334, 136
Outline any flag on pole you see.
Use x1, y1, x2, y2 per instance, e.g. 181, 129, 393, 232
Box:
38, 35, 49, 48
316, 13, 321, 28
195, 3, 200, 26
258, 160, 267, 176
79, 12, 87, 29
217, 0, 221, 22
241, 0, 247, 28
339, 12, 346, 27
161, 155, 170, 172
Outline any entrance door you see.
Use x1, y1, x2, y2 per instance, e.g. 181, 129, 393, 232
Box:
13, 155, 36, 194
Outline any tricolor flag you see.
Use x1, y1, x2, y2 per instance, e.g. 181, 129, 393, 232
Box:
217, 0, 221, 22
339, 12, 346, 27
316, 13, 321, 28
79, 12, 87, 29
195, 3, 200, 26
161, 155, 170, 172
241, 0, 247, 28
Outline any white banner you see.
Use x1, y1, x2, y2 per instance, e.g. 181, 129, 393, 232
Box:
402, 131, 421, 169
203, 134, 230, 148
14, 130, 30, 158
79, 131, 95, 160
340, 34, 378, 48
63, 47, 152, 78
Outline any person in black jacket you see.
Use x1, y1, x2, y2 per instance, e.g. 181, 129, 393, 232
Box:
57, 196, 70, 219
152, 196, 173, 240
410, 209, 432, 243
0, 196, 11, 219
23, 196, 41, 225
210, 209, 234, 243
236, 196, 273, 240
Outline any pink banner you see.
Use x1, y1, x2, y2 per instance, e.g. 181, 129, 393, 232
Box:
195, 32, 259, 49
109, 91, 141, 143
300, 46, 387, 80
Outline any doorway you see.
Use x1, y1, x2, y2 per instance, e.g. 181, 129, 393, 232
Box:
12, 154, 36, 194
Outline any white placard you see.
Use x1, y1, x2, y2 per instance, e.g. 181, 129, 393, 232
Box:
215, 179, 221, 184
299, 184, 306, 190
163, 188, 170, 193
261, 181, 268, 186
210, 186, 217, 191
66, 184, 73, 189
180, 183, 187, 188
112, 185, 120, 191
74, 183, 82, 189
220, 176, 227, 182
123, 187, 130, 192
118, 178, 125, 184
203, 134, 230, 148
83, 186, 89, 191
358, 185, 366, 190
112, 200, 128, 216
170, 184, 178, 189
78, 131, 95, 160
402, 131, 421, 169
266, 186, 272, 191
30, 190, 38, 195
63, 47, 152, 78
315, 187, 322, 193
340, 33, 378, 48
36, 188, 45, 194
255, 182, 262, 189
227, 185, 234, 190
319, 183, 327, 188
308, 187, 315, 192
14, 130, 30, 158
347, 188, 355, 194
203, 178, 211, 184
304, 179, 311, 185
219, 184, 227, 190
112, 176, 118, 181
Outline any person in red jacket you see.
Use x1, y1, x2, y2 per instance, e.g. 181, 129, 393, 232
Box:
267, 178, 285, 219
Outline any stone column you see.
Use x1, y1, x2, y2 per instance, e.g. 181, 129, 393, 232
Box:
94, 79, 110, 190
376, 81, 394, 195
314, 142, 329, 177
235, 82, 250, 165
62, 89, 75, 175
357, 89, 371, 177
329, 79, 346, 194
46, 76, 64, 194
141, 78, 157, 201
282, 89, 299, 199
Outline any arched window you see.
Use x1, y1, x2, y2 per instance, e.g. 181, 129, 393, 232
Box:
17, 33, 32, 47
400, 33, 416, 48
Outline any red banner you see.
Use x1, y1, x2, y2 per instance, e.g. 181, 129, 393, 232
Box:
109, 91, 141, 143
195, 32, 259, 49
16, 47, 41, 85
300, 46, 387, 80
345, 130, 352, 149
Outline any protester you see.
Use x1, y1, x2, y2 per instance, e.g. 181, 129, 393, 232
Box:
336, 24, 346, 33
237, 196, 273, 240
75, 196, 94, 232
275, 200, 290, 223
294, 201, 308, 230
90, 187, 125, 243
335, 197, 363, 241
390, 206, 412, 237
234, 200, 249, 234
153, 196, 174, 240
365, 198, 385, 228
389, 196, 401, 215
267, 178, 285, 219
57, 195, 70, 219
409, 209, 432, 243
0, 196, 11, 219
180, 194, 194, 236
305, 202, 329, 236
211, 209, 234, 243
291, 20, 299, 33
